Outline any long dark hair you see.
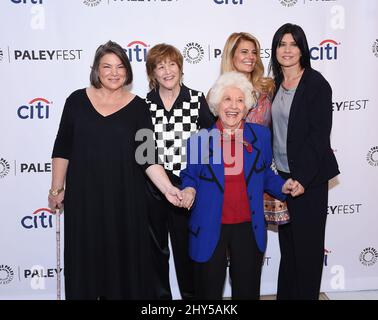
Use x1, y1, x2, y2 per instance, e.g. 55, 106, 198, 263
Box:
269, 23, 311, 79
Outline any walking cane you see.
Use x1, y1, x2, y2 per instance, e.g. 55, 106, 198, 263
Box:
56, 208, 61, 300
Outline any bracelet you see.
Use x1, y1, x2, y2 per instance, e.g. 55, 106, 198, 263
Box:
49, 187, 65, 197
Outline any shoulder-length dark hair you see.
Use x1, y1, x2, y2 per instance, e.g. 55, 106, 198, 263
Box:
90, 40, 133, 88
269, 23, 311, 79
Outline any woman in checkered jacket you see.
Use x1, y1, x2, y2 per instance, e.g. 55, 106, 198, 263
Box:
145, 43, 215, 300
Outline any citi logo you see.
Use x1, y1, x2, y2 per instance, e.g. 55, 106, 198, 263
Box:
310, 39, 339, 60
125, 41, 149, 63
213, 0, 244, 4
17, 97, 52, 119
21, 208, 55, 229
11, 0, 43, 3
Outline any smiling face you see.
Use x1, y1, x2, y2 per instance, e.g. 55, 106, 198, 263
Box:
98, 53, 127, 90
232, 39, 257, 76
153, 58, 181, 91
276, 33, 302, 69
218, 86, 248, 130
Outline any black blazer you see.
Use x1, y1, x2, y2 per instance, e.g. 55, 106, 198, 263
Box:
273, 67, 339, 188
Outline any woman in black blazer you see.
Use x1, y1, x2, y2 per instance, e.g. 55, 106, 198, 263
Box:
269, 23, 340, 299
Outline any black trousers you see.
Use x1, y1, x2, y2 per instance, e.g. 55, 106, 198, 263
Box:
147, 182, 195, 300
194, 223, 263, 300
277, 171, 328, 300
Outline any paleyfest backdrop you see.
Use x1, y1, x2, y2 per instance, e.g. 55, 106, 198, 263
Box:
0, 0, 377, 300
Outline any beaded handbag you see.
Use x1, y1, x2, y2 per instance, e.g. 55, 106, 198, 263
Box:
264, 160, 290, 225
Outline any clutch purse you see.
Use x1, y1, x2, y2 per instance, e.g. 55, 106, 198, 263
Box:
264, 193, 290, 225
263, 159, 290, 225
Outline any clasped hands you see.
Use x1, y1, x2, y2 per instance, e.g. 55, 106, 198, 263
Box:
282, 178, 305, 197
164, 185, 196, 210
164, 178, 304, 210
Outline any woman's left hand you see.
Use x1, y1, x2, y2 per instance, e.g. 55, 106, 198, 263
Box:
181, 187, 196, 210
48, 191, 65, 210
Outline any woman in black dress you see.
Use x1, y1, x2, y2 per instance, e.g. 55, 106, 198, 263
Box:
48, 41, 183, 300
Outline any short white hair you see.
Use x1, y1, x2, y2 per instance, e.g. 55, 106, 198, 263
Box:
208, 71, 256, 116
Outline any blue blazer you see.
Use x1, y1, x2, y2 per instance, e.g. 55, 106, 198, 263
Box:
181, 122, 287, 263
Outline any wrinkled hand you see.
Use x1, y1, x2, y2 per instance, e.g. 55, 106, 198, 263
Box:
164, 185, 183, 207
48, 192, 65, 211
181, 187, 196, 210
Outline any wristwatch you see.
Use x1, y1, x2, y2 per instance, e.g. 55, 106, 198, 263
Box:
49, 187, 65, 196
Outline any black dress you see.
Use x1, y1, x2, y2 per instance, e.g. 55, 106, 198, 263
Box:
52, 89, 156, 299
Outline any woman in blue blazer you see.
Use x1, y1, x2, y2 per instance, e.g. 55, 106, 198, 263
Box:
180, 71, 298, 299
269, 23, 340, 300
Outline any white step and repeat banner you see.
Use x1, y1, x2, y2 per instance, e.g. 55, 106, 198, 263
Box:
0, 0, 377, 300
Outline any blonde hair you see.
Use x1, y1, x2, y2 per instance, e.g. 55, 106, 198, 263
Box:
208, 72, 256, 117
221, 32, 274, 96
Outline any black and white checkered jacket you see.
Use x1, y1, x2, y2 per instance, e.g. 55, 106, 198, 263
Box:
146, 85, 214, 179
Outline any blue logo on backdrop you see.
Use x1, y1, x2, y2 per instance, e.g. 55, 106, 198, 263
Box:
310, 39, 339, 60
11, 0, 43, 3
305, 0, 337, 3
125, 41, 149, 63
213, 0, 244, 4
111, 0, 178, 3
17, 97, 52, 119
21, 208, 55, 229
